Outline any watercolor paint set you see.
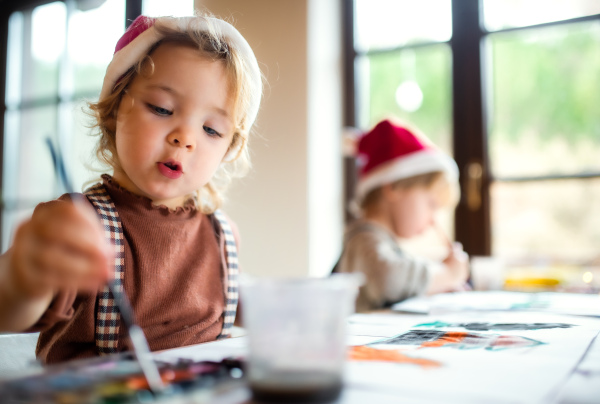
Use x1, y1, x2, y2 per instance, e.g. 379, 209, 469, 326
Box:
0, 353, 245, 403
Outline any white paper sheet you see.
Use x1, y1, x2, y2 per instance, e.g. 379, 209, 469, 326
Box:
554, 330, 600, 404
345, 311, 600, 404
151, 300, 600, 403
391, 291, 600, 317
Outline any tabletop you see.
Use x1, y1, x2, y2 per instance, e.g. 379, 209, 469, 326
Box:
1, 291, 599, 403
152, 291, 600, 404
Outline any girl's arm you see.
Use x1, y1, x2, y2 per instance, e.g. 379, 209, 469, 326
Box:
0, 199, 112, 332
0, 251, 55, 332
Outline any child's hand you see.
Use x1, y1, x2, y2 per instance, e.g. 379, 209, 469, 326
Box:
442, 242, 470, 285
427, 242, 471, 295
8, 199, 112, 299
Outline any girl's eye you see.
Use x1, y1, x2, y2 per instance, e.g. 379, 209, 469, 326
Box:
148, 104, 172, 116
203, 125, 222, 138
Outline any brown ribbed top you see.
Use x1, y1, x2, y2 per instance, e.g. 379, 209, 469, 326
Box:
33, 175, 227, 364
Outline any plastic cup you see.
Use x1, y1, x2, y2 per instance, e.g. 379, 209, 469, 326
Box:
470, 256, 505, 290
240, 273, 362, 403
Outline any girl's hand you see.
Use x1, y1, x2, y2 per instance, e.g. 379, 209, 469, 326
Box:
8, 199, 112, 299
441, 242, 470, 287
427, 243, 471, 295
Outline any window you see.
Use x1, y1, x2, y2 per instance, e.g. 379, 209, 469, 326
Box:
348, 0, 600, 270
0, 0, 194, 251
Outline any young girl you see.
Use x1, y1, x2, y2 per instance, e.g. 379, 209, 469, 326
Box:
0, 13, 262, 364
333, 119, 469, 312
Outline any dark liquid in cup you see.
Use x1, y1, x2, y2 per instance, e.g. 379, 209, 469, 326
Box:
250, 371, 342, 403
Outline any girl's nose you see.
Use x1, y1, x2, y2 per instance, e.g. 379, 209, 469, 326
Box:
167, 130, 195, 150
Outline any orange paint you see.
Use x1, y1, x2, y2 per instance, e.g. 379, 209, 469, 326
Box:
420, 332, 468, 348
348, 346, 441, 368
126, 369, 177, 390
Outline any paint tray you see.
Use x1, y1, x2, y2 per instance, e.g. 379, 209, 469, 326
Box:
0, 352, 244, 403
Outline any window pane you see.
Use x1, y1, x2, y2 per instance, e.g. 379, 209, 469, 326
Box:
66, 100, 105, 192
25, 2, 66, 102
69, 0, 125, 95
355, 0, 452, 51
487, 22, 600, 178
491, 179, 600, 263
6, 12, 23, 108
1, 206, 35, 253
12, 106, 58, 202
361, 44, 452, 154
143, 0, 194, 17
483, 0, 600, 31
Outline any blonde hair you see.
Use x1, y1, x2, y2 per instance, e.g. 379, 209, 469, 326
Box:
360, 171, 459, 212
88, 14, 262, 213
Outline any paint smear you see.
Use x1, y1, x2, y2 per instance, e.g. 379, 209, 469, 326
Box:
374, 330, 545, 351
348, 346, 441, 368
415, 321, 573, 331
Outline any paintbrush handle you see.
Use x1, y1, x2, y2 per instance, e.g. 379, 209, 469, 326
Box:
106, 281, 136, 331
46, 137, 165, 394
106, 282, 165, 391
128, 324, 166, 392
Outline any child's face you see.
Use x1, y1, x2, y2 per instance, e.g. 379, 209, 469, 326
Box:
388, 185, 441, 239
113, 42, 235, 209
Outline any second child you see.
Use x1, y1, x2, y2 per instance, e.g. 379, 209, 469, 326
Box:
333, 119, 469, 312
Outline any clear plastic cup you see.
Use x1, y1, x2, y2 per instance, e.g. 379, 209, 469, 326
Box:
240, 273, 362, 403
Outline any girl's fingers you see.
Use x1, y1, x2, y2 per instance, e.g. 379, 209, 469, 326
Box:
36, 201, 111, 259
30, 240, 108, 284
11, 199, 112, 296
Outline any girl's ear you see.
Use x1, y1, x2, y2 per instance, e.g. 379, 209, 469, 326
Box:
382, 183, 405, 202
381, 183, 396, 197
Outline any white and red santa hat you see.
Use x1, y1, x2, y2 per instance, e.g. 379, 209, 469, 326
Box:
100, 15, 262, 129
354, 119, 459, 203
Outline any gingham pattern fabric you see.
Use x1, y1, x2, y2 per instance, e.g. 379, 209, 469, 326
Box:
84, 184, 239, 353
213, 209, 239, 339
84, 183, 126, 355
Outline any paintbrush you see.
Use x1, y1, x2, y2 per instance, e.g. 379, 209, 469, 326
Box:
46, 138, 165, 394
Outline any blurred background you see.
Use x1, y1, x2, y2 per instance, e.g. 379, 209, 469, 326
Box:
0, 0, 599, 292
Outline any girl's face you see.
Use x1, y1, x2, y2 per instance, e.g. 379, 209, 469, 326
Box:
113, 42, 235, 209
387, 185, 442, 239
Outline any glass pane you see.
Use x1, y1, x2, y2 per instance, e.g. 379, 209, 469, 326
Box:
361, 44, 452, 154
13, 106, 58, 202
483, 0, 600, 31
24, 2, 66, 102
143, 0, 194, 17
355, 0, 452, 51
487, 22, 600, 178
1, 207, 35, 253
491, 179, 600, 263
69, 0, 125, 95
66, 100, 106, 192
6, 12, 23, 108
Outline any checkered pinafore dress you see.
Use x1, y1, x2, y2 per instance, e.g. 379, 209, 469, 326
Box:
84, 183, 239, 355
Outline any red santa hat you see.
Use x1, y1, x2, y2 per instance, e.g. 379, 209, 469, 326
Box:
354, 120, 459, 203
100, 15, 262, 129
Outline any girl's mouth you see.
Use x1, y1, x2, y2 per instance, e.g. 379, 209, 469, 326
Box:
157, 160, 183, 179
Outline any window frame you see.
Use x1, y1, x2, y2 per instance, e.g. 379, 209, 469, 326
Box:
0, 0, 142, 248
345, 0, 600, 257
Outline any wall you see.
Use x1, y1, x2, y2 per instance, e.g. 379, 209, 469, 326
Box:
200, 0, 343, 278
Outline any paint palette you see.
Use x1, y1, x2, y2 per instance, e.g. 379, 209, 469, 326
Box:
0, 353, 245, 403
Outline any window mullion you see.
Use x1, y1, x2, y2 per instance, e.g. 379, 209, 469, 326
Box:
451, 0, 491, 255
126, 0, 142, 27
